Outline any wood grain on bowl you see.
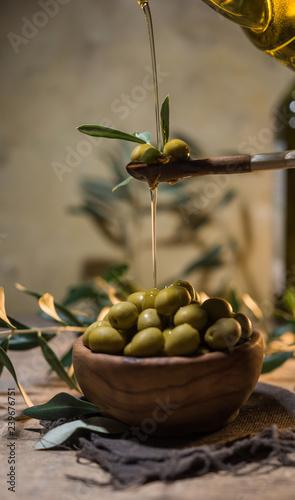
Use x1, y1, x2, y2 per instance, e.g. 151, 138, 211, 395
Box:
73, 330, 264, 436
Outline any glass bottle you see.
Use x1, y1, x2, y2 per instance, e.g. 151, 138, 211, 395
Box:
202, 0, 295, 69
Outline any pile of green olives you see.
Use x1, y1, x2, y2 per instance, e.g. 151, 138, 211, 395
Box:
82, 280, 253, 357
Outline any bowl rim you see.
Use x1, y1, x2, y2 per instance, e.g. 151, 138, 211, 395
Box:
74, 329, 263, 367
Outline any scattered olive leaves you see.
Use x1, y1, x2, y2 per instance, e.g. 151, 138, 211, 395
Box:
261, 351, 294, 374
77, 125, 147, 144
22, 392, 100, 420
35, 416, 129, 450
112, 176, 132, 192
160, 95, 169, 146
37, 334, 80, 392
0, 345, 33, 406
0, 287, 15, 329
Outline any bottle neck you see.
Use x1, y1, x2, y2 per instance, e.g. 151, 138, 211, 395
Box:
202, 0, 270, 31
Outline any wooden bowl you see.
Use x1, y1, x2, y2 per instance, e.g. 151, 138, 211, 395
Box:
73, 330, 264, 436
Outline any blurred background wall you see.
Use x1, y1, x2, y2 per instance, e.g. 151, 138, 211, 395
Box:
0, 0, 293, 313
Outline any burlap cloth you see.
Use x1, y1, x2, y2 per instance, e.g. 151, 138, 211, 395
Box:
41, 382, 295, 489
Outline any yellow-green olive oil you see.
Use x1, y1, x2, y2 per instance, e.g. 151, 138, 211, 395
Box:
138, 0, 161, 288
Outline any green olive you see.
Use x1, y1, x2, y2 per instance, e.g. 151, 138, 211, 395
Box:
142, 288, 160, 310
108, 302, 138, 331
201, 297, 233, 323
155, 285, 191, 316
204, 318, 241, 350
137, 308, 164, 331
195, 345, 210, 356
162, 327, 173, 340
83, 320, 110, 347
123, 342, 133, 356
130, 143, 160, 163
163, 139, 190, 160
172, 280, 197, 300
124, 327, 164, 357
233, 313, 253, 339
127, 291, 146, 313
120, 325, 137, 343
89, 326, 126, 354
174, 303, 208, 331
165, 324, 200, 356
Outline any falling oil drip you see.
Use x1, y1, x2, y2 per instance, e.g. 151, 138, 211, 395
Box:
138, 0, 161, 288
137, 0, 162, 151
150, 187, 157, 288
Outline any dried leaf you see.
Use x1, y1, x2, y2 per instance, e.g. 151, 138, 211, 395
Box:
39, 293, 67, 325
0, 287, 15, 329
16, 283, 83, 327
242, 294, 264, 321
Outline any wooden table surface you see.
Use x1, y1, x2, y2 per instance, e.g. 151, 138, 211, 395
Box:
0, 332, 294, 500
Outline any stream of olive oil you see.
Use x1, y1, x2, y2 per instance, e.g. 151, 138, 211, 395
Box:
138, 0, 161, 288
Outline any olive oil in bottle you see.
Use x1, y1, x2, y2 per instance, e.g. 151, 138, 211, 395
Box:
202, 0, 295, 69
138, 0, 162, 288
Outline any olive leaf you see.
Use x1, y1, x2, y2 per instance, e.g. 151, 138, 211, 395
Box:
261, 351, 294, 374
242, 293, 264, 321
227, 289, 241, 314
22, 392, 100, 420
112, 176, 132, 192
0, 316, 30, 330
77, 125, 147, 144
0, 287, 16, 329
16, 283, 83, 327
34, 416, 129, 450
39, 293, 67, 325
0, 337, 10, 377
160, 94, 169, 146
102, 263, 129, 283
60, 346, 73, 368
0, 345, 33, 407
133, 131, 151, 143
269, 323, 295, 339
282, 286, 295, 316
183, 245, 223, 274
37, 334, 80, 392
